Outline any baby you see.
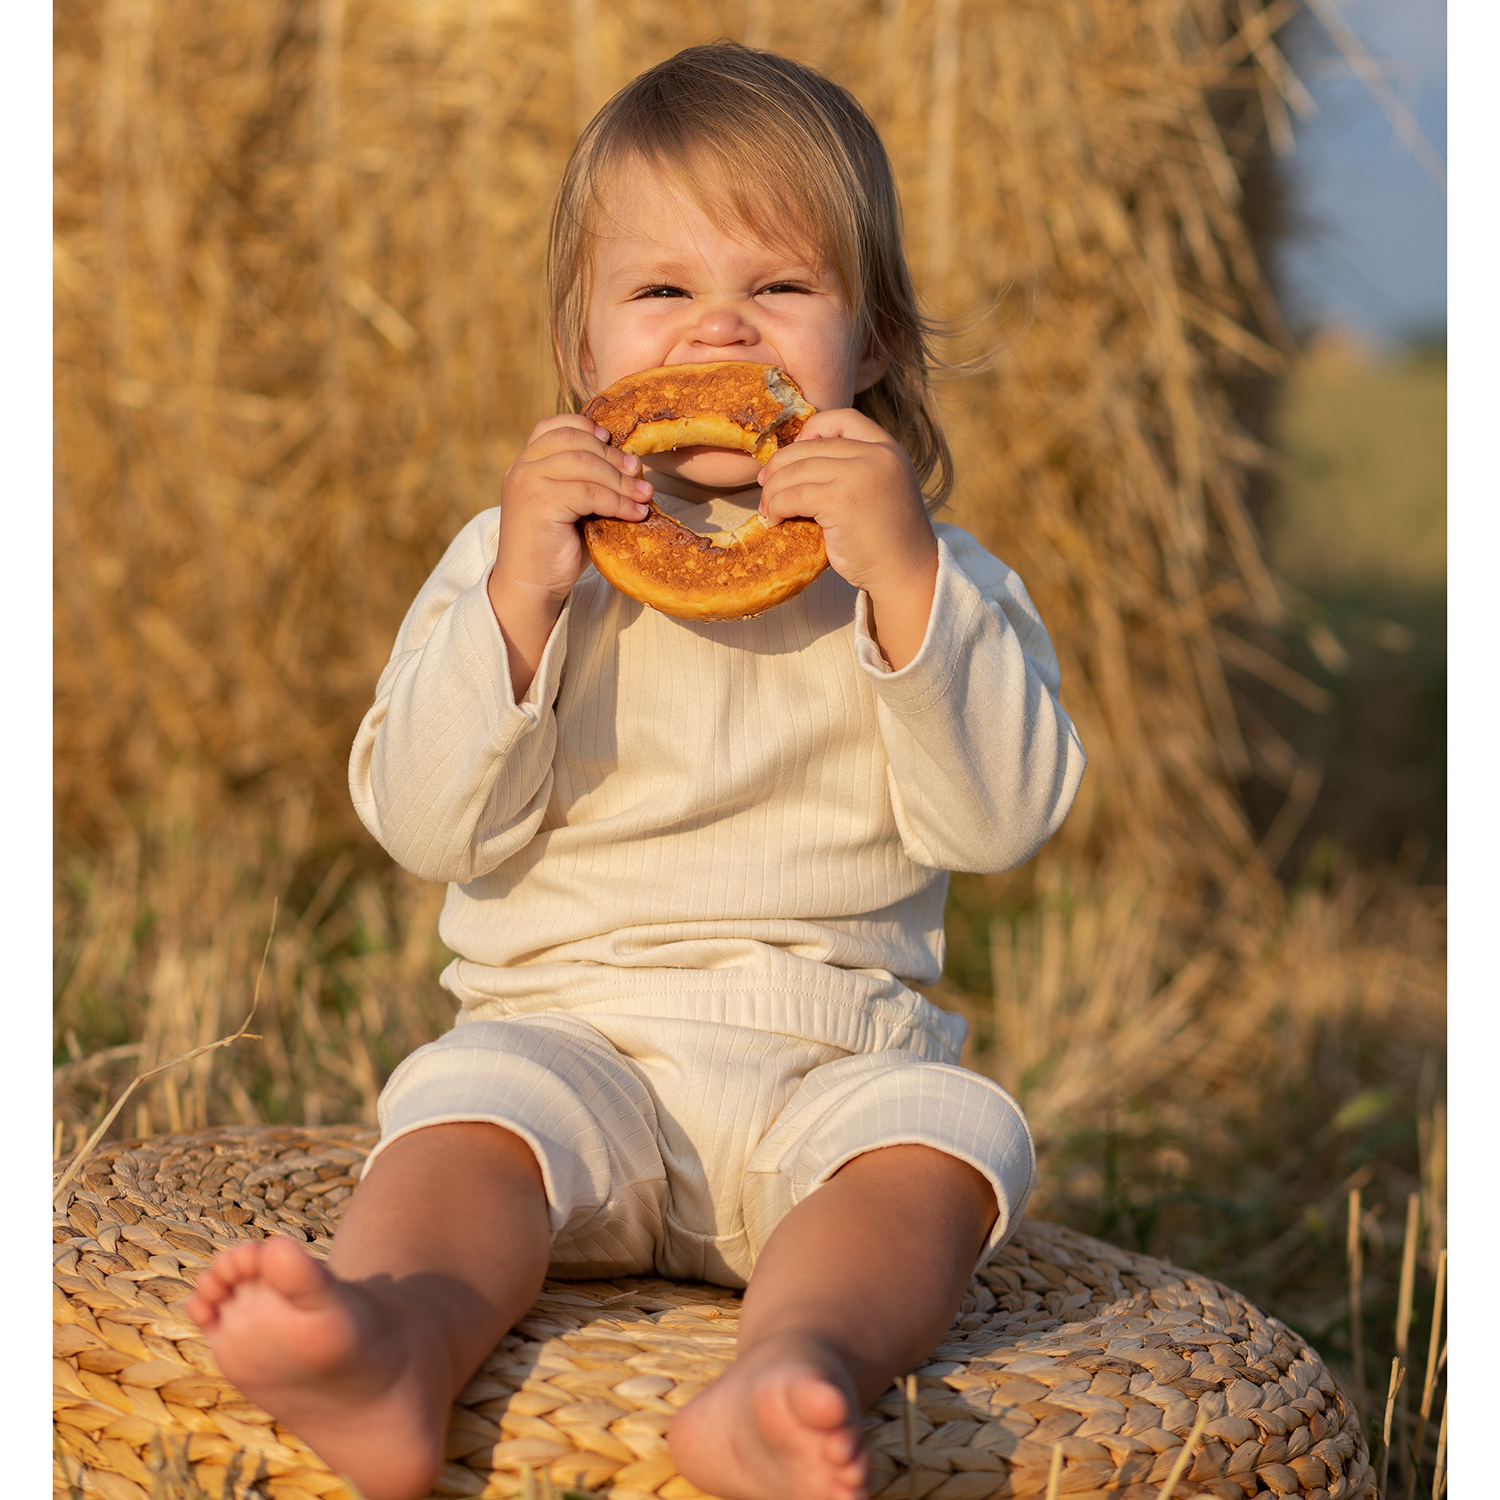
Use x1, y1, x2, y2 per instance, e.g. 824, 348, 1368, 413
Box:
186, 41, 1086, 1500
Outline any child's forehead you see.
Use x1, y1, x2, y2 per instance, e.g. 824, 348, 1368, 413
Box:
588, 155, 829, 274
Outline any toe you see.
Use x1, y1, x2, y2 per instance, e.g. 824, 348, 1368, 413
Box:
260, 1235, 332, 1307
182, 1292, 217, 1330
209, 1242, 264, 1286
188, 1255, 247, 1307
827, 1449, 867, 1500
822, 1425, 857, 1465
841, 1445, 869, 1482
785, 1372, 848, 1433
189, 1266, 228, 1301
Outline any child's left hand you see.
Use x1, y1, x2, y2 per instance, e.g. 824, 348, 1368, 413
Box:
757, 408, 939, 669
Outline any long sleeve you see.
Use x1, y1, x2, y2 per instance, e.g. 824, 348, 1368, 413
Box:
346, 505, 1082, 1061
348, 509, 571, 883
852, 524, 1087, 873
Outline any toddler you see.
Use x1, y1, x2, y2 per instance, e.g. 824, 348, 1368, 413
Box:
186, 41, 1087, 1500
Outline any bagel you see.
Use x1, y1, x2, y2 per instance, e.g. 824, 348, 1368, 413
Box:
584, 360, 814, 466
584, 503, 828, 622
582, 363, 828, 621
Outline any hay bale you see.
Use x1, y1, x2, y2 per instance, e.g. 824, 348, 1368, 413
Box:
54, 0, 1298, 901
53, 1127, 1373, 1500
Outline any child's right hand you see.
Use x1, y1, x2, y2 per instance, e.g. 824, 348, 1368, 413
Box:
488, 415, 653, 696
495, 415, 654, 603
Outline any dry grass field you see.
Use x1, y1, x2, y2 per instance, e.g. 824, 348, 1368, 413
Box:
1271, 338, 1445, 594
54, 0, 1445, 1494
1246, 336, 1447, 882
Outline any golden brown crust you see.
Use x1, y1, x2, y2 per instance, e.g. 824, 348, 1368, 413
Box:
584, 362, 814, 467
583, 506, 828, 621
581, 362, 827, 619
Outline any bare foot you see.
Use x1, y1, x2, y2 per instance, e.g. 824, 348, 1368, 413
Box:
183, 1236, 451, 1500
667, 1331, 868, 1500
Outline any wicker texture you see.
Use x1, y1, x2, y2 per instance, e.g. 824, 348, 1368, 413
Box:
54, 1127, 1373, 1500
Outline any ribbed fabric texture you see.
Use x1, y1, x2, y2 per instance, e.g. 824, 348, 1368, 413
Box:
348, 500, 1087, 1061
372, 1012, 1036, 1286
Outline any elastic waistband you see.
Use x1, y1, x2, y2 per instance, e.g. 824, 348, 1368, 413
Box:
440, 958, 968, 1064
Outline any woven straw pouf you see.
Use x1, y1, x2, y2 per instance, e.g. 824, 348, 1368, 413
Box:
54, 1126, 1373, 1500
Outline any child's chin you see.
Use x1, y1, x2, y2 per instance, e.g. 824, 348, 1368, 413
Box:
649, 448, 761, 493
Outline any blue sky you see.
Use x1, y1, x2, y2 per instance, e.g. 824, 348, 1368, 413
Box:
1276, 0, 1447, 343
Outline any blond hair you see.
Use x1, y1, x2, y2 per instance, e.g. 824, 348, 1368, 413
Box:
546, 42, 955, 507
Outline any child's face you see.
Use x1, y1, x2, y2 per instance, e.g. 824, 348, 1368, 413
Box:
580, 161, 885, 495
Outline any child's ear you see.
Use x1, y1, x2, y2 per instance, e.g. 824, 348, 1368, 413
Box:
854, 333, 890, 395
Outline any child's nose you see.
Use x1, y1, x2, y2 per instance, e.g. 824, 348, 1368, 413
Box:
690, 305, 756, 348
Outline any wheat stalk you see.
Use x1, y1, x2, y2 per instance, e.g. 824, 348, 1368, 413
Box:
1406, 1247, 1447, 1500
1153, 1404, 1210, 1500
1393, 1191, 1420, 1485
1348, 1187, 1366, 1415
53, 900, 276, 1203
1378, 1355, 1405, 1499
1043, 1441, 1064, 1500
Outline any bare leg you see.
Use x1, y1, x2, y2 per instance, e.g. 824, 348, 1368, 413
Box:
184, 1123, 550, 1500
668, 1144, 998, 1500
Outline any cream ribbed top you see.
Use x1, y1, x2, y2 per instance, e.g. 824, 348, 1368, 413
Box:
349, 495, 1086, 1062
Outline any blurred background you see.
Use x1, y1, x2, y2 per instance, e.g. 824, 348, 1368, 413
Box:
53, 0, 1445, 1490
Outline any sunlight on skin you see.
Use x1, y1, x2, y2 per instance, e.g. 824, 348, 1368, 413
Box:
184, 1131, 996, 1500
185, 1123, 551, 1500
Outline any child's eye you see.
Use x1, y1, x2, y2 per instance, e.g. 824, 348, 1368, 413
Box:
636, 284, 688, 299
760, 282, 808, 295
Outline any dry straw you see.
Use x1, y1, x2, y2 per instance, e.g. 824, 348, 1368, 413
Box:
53, 0, 1446, 1148
53, 900, 275, 1205
1042, 1440, 1063, 1500
51, 3, 1444, 1490
1405, 1249, 1445, 1500
1392, 1194, 1419, 1477
53, 1124, 1376, 1500
1377, 1356, 1404, 1499
54, 777, 455, 1147
1346, 1189, 1364, 1416
1151, 1404, 1208, 1500
1431, 1391, 1447, 1500
1299, 0, 1446, 191
57, 0, 1298, 895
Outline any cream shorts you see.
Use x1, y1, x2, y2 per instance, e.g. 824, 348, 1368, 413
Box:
370, 1011, 1035, 1287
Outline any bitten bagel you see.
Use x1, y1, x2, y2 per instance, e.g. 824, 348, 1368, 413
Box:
584, 360, 814, 465
582, 363, 828, 621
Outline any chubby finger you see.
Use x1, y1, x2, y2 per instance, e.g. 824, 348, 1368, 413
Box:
761, 451, 857, 487
506, 447, 653, 524
760, 435, 878, 480
543, 452, 654, 515
586, 484, 654, 520
526, 411, 613, 443
786, 406, 890, 444
523, 422, 644, 474
758, 475, 836, 526
759, 451, 852, 504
